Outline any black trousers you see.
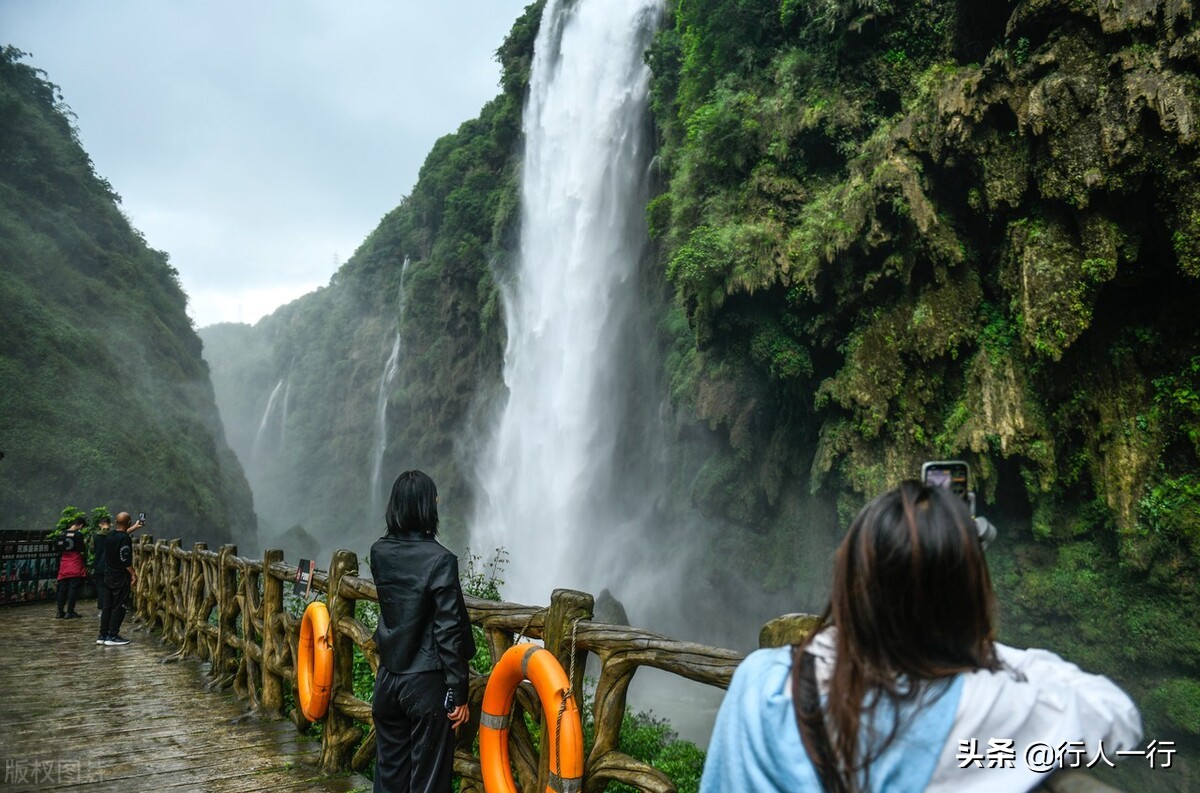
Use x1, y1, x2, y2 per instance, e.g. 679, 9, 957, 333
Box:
94, 574, 108, 611
372, 668, 454, 793
99, 574, 130, 637
56, 577, 82, 614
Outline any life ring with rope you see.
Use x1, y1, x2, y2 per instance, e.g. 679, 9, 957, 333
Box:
298, 600, 334, 721
480, 643, 584, 793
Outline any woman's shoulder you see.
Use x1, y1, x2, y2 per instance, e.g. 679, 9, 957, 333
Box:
737, 646, 793, 674
954, 642, 1142, 742
729, 645, 807, 697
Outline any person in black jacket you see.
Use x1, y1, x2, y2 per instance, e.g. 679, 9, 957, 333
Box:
370, 470, 475, 793
91, 516, 111, 616
98, 512, 142, 646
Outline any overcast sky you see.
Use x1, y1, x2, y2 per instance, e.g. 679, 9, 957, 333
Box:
1, 0, 532, 327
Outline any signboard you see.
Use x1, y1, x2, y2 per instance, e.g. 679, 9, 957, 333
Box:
0, 531, 59, 605
293, 559, 316, 599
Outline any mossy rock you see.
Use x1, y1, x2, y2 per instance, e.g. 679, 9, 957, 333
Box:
758, 612, 823, 648
1145, 678, 1200, 736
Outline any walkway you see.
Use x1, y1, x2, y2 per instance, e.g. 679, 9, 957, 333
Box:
0, 602, 370, 792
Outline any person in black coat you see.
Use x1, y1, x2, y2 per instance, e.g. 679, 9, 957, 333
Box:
98, 512, 142, 646
91, 516, 112, 616
370, 470, 475, 793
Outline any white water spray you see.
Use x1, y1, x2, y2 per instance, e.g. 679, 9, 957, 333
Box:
279, 380, 291, 448
471, 0, 664, 605
251, 378, 286, 464
370, 257, 412, 511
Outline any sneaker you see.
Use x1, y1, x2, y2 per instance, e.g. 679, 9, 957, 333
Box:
96, 635, 108, 645
65, 612, 82, 619
104, 635, 131, 646
56, 612, 65, 619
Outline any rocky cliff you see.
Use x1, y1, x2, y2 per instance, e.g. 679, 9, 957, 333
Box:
0, 47, 255, 545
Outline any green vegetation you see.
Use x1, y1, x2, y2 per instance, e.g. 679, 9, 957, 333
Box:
602, 707, 705, 793
0, 46, 254, 546
45, 504, 112, 568
462, 547, 508, 673
643, 1, 1200, 785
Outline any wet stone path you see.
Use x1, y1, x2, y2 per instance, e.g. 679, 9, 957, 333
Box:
0, 601, 370, 792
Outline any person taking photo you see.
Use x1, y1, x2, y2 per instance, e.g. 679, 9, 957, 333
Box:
98, 511, 143, 646
700, 480, 1142, 792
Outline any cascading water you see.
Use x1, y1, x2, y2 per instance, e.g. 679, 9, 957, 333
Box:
279, 380, 290, 448
471, 0, 666, 606
251, 378, 286, 465
370, 257, 412, 511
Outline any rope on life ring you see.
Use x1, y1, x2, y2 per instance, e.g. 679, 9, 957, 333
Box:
298, 600, 333, 721
480, 643, 584, 793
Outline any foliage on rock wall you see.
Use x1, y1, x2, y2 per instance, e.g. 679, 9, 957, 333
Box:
0, 47, 254, 545
199, 3, 545, 554
647, 0, 1200, 760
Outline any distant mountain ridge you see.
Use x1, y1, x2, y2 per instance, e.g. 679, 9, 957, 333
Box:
0, 46, 255, 546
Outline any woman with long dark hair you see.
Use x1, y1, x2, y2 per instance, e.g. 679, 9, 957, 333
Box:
370, 470, 475, 793
700, 480, 1142, 792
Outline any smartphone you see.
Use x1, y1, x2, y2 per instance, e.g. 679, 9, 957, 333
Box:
921, 461, 971, 502
138, 512, 146, 523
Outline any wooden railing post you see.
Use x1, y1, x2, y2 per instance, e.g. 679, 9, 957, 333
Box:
541, 589, 594, 791
320, 549, 360, 772
147, 537, 168, 628
261, 548, 286, 718
164, 538, 184, 645
213, 544, 238, 687
235, 559, 264, 710
181, 542, 206, 659
132, 534, 153, 625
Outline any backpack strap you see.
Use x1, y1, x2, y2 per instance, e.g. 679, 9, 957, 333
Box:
791, 645, 847, 793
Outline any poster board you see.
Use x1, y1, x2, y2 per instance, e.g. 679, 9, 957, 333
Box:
293, 559, 316, 599
0, 531, 59, 605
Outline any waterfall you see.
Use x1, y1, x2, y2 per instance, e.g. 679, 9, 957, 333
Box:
471, 0, 665, 605
279, 380, 291, 450
370, 257, 412, 513
251, 379, 285, 465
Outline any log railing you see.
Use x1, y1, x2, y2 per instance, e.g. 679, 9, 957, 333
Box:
129, 538, 745, 792
130, 537, 1123, 793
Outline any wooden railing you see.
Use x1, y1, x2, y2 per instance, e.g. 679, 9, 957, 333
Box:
130, 538, 1123, 793
129, 538, 745, 793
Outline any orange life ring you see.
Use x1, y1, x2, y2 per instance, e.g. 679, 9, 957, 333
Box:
298, 601, 333, 721
480, 643, 583, 793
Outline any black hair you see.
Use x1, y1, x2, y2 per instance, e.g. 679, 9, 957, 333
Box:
68, 516, 86, 528
385, 470, 439, 537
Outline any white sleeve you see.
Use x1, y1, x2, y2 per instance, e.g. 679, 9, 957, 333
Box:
927, 643, 1143, 792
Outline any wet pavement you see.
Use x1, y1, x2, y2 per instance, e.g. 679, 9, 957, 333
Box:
0, 601, 371, 792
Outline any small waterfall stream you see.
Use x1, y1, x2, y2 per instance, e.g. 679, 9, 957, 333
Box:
370, 257, 412, 510
251, 378, 286, 465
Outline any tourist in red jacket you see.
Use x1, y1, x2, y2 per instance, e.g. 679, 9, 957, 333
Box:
55, 516, 88, 618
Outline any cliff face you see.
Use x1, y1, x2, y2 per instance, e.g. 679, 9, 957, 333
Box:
0, 47, 254, 545
647, 0, 1200, 760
